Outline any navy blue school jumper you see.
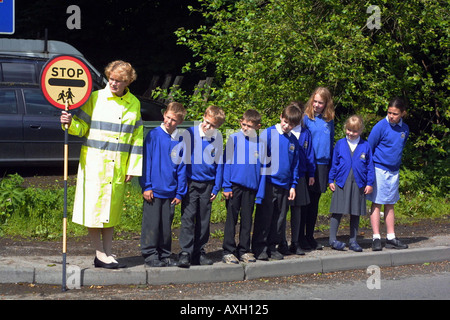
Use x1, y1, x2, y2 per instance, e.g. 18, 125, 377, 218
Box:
222, 130, 265, 257
252, 125, 300, 257
140, 125, 187, 263
179, 125, 224, 261
287, 125, 316, 248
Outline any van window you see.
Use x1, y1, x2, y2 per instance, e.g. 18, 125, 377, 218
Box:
2, 63, 37, 83
24, 89, 59, 116
0, 89, 18, 114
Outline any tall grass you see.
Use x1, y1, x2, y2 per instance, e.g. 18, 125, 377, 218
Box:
0, 172, 448, 240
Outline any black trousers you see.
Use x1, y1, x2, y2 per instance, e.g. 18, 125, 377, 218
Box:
305, 164, 329, 241
285, 204, 308, 246
140, 197, 175, 262
252, 182, 289, 256
178, 180, 214, 259
305, 191, 321, 240
222, 184, 256, 257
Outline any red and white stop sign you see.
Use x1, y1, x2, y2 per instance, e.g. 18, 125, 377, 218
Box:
40, 55, 93, 110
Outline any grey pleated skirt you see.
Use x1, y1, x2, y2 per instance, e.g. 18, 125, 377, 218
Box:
329, 169, 367, 216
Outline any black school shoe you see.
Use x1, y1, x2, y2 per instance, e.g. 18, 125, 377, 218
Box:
255, 251, 269, 261
195, 253, 213, 265
289, 243, 306, 256
372, 238, 382, 251
145, 259, 166, 268
269, 250, 284, 260
94, 257, 120, 269
177, 252, 191, 268
306, 237, 324, 250
385, 238, 408, 249
161, 257, 179, 267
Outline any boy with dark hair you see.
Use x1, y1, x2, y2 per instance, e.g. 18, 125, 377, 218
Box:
252, 104, 302, 260
222, 109, 265, 264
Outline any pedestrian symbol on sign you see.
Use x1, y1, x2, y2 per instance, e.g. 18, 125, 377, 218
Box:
56, 88, 76, 104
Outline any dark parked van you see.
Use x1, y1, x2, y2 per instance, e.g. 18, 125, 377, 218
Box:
0, 38, 164, 166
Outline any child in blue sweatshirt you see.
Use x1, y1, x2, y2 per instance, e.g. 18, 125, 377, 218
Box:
303, 87, 335, 250
140, 102, 187, 267
328, 115, 374, 252
252, 104, 301, 261
222, 109, 265, 264
367, 98, 409, 251
279, 101, 315, 256
178, 105, 226, 268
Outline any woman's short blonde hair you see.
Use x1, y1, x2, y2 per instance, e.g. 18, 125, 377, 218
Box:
104, 60, 137, 84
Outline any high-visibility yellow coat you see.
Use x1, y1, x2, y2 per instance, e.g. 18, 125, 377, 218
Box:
67, 86, 143, 228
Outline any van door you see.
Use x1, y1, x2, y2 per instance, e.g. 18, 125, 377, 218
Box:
0, 88, 24, 164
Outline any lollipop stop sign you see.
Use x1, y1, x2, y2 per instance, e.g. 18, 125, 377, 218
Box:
40, 55, 93, 110
40, 55, 92, 291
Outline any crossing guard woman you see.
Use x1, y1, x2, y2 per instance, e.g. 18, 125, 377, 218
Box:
60, 60, 143, 269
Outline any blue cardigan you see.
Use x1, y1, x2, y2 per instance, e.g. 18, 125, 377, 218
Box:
328, 138, 375, 189
139, 126, 187, 200
368, 117, 409, 172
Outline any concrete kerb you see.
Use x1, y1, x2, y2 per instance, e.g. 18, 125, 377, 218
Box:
0, 246, 448, 286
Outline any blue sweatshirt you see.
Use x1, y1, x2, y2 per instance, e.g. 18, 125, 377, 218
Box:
303, 114, 334, 165
183, 125, 223, 195
222, 130, 265, 203
139, 125, 187, 200
368, 117, 409, 172
292, 125, 316, 178
260, 125, 300, 190
328, 138, 375, 189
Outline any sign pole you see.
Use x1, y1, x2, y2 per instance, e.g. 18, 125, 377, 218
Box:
62, 101, 70, 292
39, 54, 92, 291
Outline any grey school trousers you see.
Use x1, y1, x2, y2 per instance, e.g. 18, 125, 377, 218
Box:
178, 180, 214, 259
140, 198, 175, 262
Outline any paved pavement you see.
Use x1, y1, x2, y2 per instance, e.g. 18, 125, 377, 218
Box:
0, 235, 448, 288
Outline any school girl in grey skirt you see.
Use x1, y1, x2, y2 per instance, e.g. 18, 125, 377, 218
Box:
328, 115, 375, 252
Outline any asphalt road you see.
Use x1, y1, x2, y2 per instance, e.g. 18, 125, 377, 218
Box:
1, 261, 448, 302
208, 269, 450, 300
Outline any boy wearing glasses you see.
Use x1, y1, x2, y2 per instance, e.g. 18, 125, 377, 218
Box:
178, 105, 226, 268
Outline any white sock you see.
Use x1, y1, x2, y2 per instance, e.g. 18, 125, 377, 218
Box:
372, 234, 381, 240
387, 233, 396, 240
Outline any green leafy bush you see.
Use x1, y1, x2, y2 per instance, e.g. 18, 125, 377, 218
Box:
0, 174, 25, 224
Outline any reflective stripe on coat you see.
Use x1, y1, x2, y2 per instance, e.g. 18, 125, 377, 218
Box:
68, 86, 143, 228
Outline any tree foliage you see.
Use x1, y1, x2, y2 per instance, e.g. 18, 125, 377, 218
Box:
175, 0, 449, 190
